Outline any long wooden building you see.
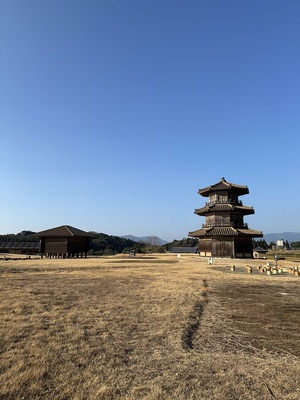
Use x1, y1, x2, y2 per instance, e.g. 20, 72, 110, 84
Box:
189, 178, 263, 258
34, 225, 94, 258
0, 241, 39, 255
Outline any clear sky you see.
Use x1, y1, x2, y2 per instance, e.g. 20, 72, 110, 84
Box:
1, 0, 299, 241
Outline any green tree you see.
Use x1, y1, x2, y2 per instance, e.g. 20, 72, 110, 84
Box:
88, 232, 146, 255
269, 241, 275, 249
165, 238, 198, 251
291, 241, 300, 249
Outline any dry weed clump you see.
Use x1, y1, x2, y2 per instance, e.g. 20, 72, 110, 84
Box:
0, 254, 300, 399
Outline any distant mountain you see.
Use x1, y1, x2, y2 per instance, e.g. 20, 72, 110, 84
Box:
263, 232, 300, 244
121, 235, 168, 245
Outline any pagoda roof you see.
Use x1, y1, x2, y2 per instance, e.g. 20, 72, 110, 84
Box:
195, 203, 254, 215
198, 177, 249, 197
33, 225, 94, 238
189, 226, 263, 238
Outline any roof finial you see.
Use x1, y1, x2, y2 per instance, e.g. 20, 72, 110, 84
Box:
221, 177, 226, 181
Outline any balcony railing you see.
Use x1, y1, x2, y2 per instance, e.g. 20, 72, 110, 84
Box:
202, 223, 248, 228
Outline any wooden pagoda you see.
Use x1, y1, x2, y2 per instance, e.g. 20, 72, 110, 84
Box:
189, 178, 263, 258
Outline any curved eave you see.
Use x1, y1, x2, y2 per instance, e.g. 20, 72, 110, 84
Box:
235, 206, 254, 215
236, 228, 263, 238
189, 228, 210, 237
194, 207, 210, 216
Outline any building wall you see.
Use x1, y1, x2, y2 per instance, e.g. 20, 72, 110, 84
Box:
206, 213, 231, 226
198, 237, 253, 258
41, 238, 68, 254
68, 237, 90, 253
234, 238, 253, 258
253, 251, 267, 259
198, 238, 212, 256
212, 239, 233, 258
40, 237, 90, 256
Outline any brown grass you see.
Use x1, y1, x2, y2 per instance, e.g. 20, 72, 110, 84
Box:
1, 254, 300, 399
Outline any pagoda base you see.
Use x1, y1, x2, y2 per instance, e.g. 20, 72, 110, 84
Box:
198, 237, 254, 258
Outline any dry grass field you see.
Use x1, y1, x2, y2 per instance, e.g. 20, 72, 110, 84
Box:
1, 254, 300, 400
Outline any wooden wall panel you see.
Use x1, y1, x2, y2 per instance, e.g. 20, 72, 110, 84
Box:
44, 238, 68, 254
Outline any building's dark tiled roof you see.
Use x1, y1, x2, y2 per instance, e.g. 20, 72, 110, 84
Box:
34, 225, 93, 238
253, 246, 268, 252
198, 177, 249, 197
0, 241, 39, 250
207, 227, 238, 236
189, 227, 237, 237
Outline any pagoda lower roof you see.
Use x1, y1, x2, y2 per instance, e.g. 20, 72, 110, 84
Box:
189, 226, 263, 238
195, 203, 254, 215
199, 178, 249, 197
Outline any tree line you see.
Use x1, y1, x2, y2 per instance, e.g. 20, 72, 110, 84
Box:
0, 231, 38, 242
253, 239, 300, 250
0, 231, 199, 255
1, 232, 298, 254
89, 235, 198, 255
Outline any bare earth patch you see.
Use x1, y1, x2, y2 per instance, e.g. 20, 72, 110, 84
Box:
0, 255, 300, 399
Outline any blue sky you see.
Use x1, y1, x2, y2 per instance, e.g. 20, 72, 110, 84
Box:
1, 0, 299, 241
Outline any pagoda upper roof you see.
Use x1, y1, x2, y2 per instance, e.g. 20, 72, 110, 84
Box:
189, 226, 263, 238
198, 177, 249, 197
195, 203, 254, 215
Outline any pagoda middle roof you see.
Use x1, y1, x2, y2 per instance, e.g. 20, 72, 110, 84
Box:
198, 177, 249, 197
195, 203, 254, 215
